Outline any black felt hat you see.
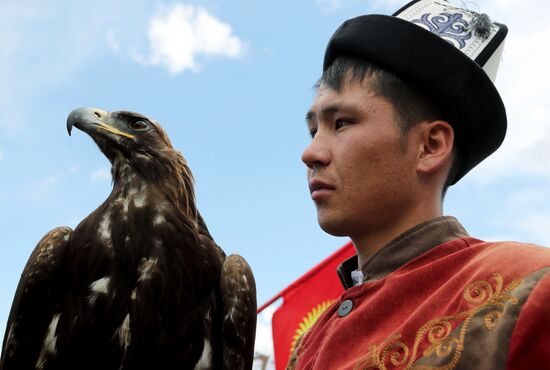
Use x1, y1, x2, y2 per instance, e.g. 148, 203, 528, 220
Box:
323, 0, 508, 184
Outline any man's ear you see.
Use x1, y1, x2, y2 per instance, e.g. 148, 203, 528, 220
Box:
416, 120, 454, 175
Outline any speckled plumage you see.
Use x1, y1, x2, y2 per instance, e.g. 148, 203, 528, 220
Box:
0, 108, 256, 370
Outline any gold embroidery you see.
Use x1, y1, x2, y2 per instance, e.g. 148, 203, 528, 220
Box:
353, 273, 522, 370
483, 311, 501, 330
354, 334, 410, 370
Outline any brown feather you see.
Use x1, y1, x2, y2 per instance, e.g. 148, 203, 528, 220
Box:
1, 108, 257, 370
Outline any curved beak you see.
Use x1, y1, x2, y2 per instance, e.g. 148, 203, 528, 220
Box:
66, 107, 134, 139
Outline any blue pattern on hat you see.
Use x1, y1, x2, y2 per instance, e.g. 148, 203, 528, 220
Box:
412, 12, 472, 49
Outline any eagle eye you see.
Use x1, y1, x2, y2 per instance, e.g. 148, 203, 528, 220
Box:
129, 120, 149, 131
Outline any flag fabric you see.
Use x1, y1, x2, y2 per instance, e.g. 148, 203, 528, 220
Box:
269, 242, 355, 370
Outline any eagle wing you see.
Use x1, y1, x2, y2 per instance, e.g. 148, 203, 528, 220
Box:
220, 254, 257, 370
1, 226, 72, 370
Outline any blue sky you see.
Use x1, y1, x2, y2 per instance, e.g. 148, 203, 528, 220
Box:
1, 0, 549, 366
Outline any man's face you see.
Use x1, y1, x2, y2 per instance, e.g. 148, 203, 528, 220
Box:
303, 77, 419, 239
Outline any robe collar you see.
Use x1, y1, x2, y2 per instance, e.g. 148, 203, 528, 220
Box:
337, 216, 469, 289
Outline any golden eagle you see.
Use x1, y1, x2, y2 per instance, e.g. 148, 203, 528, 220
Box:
0, 108, 257, 370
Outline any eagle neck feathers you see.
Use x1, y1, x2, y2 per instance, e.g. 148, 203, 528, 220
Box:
110, 149, 199, 225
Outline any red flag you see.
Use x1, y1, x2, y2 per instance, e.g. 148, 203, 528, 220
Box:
266, 242, 355, 370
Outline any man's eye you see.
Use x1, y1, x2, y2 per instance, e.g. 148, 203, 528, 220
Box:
129, 120, 149, 131
335, 119, 353, 130
309, 128, 318, 138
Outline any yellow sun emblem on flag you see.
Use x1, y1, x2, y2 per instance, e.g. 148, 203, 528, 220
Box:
289, 300, 334, 354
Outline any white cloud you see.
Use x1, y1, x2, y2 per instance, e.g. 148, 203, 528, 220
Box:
315, 0, 404, 14
465, 0, 550, 183
516, 213, 550, 246
0, 1, 125, 134
255, 305, 276, 356
138, 4, 245, 74
90, 168, 111, 181
503, 187, 548, 210
106, 31, 120, 54
372, 0, 410, 11
504, 188, 550, 246
472, 186, 550, 246
493, 0, 522, 12
479, 234, 521, 243
314, 0, 346, 13
254, 304, 276, 370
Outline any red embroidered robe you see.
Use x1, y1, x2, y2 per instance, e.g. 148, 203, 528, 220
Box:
288, 216, 550, 370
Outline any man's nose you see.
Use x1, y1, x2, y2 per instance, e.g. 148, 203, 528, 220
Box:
301, 134, 331, 170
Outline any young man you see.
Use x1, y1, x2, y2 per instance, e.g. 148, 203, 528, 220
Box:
289, 1, 550, 369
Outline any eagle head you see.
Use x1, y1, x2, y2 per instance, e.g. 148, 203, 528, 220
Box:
67, 107, 197, 217
66, 107, 176, 164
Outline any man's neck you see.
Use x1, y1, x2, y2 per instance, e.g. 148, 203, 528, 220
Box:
352, 204, 442, 269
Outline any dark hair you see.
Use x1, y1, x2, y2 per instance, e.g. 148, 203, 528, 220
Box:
318, 56, 459, 196
318, 56, 442, 133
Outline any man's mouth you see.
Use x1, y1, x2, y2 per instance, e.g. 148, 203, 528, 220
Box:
309, 179, 336, 200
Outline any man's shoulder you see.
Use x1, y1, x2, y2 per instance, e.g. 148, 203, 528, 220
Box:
459, 238, 550, 278
465, 238, 550, 259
